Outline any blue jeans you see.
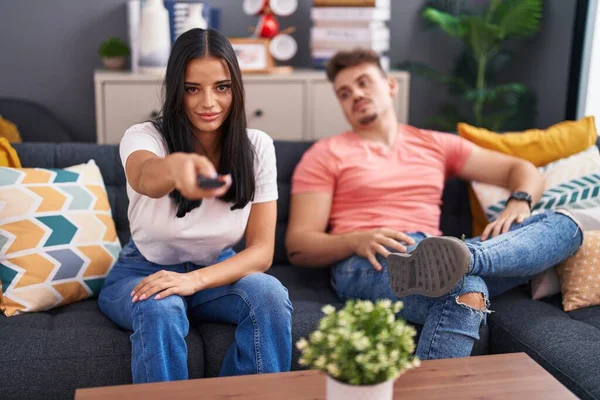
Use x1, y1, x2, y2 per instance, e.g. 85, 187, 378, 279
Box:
98, 241, 293, 383
332, 210, 582, 360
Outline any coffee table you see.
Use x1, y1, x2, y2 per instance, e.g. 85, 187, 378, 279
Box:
75, 353, 576, 399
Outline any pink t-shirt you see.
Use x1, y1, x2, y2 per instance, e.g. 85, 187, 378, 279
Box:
291, 124, 474, 236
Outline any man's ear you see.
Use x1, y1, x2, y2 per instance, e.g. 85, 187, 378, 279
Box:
388, 75, 398, 97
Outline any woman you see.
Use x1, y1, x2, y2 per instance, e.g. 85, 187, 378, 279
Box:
98, 28, 292, 383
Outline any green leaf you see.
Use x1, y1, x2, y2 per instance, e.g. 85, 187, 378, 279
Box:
397, 61, 470, 92
424, 0, 466, 15
492, 0, 542, 38
462, 16, 503, 57
464, 83, 526, 104
423, 8, 467, 38
98, 37, 130, 58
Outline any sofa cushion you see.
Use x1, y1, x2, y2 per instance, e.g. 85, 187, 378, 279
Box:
557, 230, 600, 312
0, 299, 204, 400
489, 286, 600, 400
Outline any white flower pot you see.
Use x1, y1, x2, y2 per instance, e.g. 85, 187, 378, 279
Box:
326, 375, 394, 400
102, 57, 126, 70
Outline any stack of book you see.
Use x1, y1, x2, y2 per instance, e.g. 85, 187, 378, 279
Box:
311, 0, 391, 71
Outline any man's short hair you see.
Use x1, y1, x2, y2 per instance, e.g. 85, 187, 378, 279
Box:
325, 49, 385, 82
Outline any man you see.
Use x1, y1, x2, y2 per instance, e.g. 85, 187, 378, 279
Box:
286, 49, 583, 360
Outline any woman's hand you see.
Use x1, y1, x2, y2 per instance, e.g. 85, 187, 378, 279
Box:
166, 153, 232, 200
131, 270, 201, 302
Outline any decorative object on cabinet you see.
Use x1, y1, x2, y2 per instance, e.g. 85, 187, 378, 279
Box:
229, 38, 274, 73
243, 0, 299, 71
180, 3, 208, 34
138, 0, 171, 73
165, 0, 219, 44
127, 0, 141, 73
98, 37, 130, 71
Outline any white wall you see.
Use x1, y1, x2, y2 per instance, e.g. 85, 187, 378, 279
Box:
578, 0, 600, 122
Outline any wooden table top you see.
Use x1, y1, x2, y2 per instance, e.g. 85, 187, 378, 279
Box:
75, 353, 576, 399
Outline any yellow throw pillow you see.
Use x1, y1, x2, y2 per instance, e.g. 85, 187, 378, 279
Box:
0, 116, 22, 144
0, 138, 21, 168
0, 161, 120, 316
458, 117, 598, 235
556, 231, 600, 312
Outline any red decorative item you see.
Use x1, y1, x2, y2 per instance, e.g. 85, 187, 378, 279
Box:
243, 0, 298, 68
255, 13, 280, 39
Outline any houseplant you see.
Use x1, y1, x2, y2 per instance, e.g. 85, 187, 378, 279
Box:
296, 300, 420, 400
98, 37, 130, 70
400, 0, 543, 131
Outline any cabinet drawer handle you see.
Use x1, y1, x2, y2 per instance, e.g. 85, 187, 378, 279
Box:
150, 110, 159, 119
253, 109, 263, 118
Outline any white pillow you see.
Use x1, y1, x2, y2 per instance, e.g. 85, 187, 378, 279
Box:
473, 145, 600, 223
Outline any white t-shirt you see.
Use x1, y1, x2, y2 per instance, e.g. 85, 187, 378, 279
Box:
119, 122, 278, 266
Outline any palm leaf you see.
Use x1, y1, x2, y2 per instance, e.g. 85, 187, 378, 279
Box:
462, 16, 503, 57
464, 83, 526, 104
424, 0, 466, 15
492, 0, 542, 38
423, 8, 467, 38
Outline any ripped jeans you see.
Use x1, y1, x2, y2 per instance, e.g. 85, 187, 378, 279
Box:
331, 210, 583, 360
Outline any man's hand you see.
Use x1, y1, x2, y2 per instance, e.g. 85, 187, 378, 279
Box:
131, 270, 201, 302
481, 200, 531, 241
350, 228, 415, 271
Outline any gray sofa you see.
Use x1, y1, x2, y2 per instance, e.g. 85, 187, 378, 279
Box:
1, 142, 598, 400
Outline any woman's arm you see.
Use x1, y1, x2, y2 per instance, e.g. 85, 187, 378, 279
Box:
190, 200, 277, 289
126, 150, 231, 200
130, 200, 277, 302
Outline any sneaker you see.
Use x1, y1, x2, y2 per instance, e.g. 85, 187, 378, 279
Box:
386, 236, 471, 298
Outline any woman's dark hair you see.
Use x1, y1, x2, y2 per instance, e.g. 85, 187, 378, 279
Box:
152, 28, 255, 218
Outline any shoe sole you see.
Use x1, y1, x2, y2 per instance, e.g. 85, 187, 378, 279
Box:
386, 236, 470, 298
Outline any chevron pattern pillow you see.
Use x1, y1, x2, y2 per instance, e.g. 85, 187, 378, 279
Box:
0, 161, 120, 317
472, 146, 600, 223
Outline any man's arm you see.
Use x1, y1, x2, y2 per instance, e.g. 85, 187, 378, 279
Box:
458, 145, 545, 239
286, 192, 413, 269
286, 192, 356, 268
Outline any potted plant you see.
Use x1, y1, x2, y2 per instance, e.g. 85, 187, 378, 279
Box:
296, 300, 420, 400
400, 0, 543, 131
98, 37, 130, 70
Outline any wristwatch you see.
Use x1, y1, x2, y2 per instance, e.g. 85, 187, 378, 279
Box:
507, 191, 533, 210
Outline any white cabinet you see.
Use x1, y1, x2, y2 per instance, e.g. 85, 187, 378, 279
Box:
103, 83, 162, 142
312, 81, 351, 139
94, 70, 409, 144
244, 82, 305, 140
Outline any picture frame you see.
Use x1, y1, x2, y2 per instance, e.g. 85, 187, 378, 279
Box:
229, 38, 274, 73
